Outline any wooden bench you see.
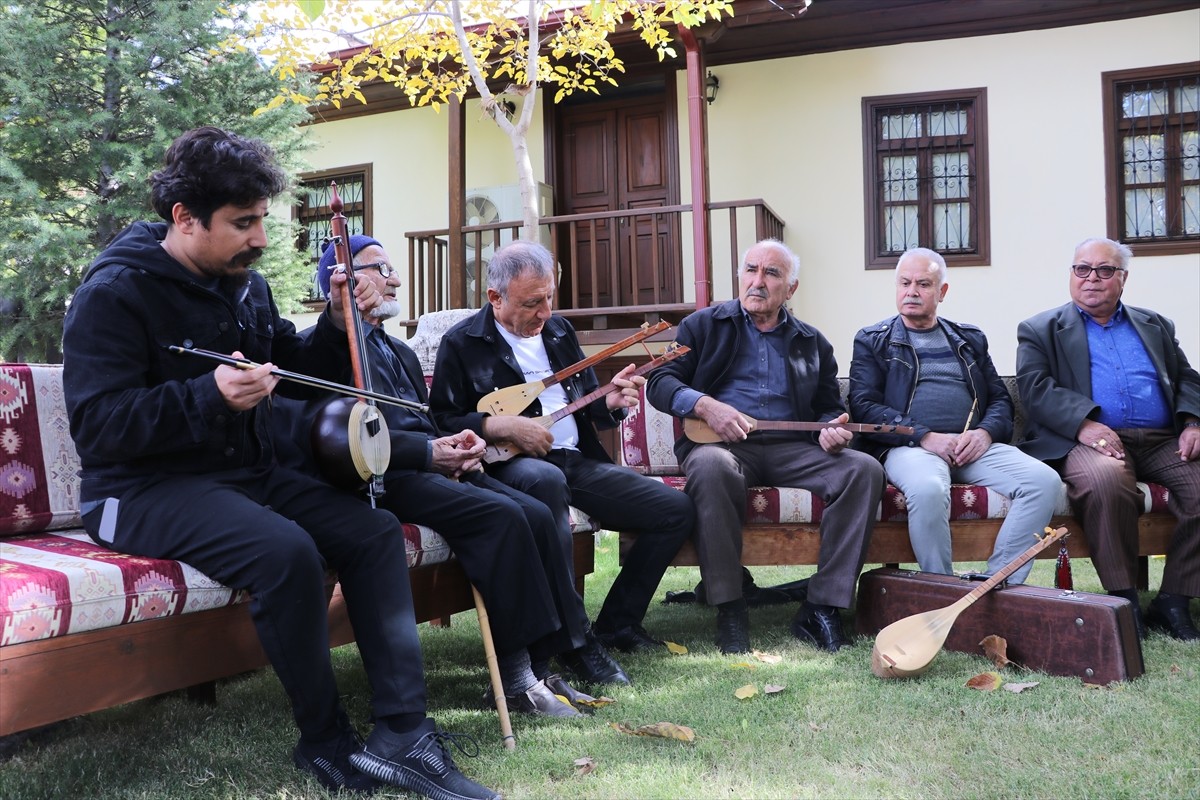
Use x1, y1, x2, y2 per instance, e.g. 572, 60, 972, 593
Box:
617, 378, 1175, 587
0, 357, 597, 738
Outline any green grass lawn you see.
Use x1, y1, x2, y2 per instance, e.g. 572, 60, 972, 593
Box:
2, 534, 1197, 799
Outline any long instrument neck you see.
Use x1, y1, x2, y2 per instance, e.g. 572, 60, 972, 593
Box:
537, 321, 670, 389
540, 346, 689, 426
957, 528, 1067, 610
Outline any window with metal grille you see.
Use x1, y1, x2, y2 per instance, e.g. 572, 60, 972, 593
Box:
1103, 64, 1199, 255
295, 165, 373, 300
862, 88, 990, 270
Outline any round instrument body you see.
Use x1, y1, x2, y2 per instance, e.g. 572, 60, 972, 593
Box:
870, 643, 934, 679
312, 396, 391, 488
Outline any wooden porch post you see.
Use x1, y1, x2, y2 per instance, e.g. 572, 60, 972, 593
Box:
678, 26, 712, 310
448, 95, 467, 308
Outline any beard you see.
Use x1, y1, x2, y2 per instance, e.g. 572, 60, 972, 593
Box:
369, 299, 402, 320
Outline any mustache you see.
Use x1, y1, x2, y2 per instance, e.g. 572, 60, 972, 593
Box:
745, 288, 769, 299
236, 248, 264, 264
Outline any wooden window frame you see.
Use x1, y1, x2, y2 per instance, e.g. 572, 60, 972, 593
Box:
1103, 63, 1200, 256
862, 88, 990, 270
295, 165, 374, 299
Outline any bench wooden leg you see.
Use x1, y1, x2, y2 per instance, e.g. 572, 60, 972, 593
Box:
1137, 556, 1149, 591
428, 616, 452, 628
186, 681, 217, 705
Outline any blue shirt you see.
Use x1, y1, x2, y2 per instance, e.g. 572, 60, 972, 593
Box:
671, 307, 792, 421
1079, 303, 1172, 430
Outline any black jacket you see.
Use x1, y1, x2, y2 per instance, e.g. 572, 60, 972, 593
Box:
645, 299, 846, 463
428, 305, 622, 463
274, 327, 441, 477
847, 315, 1013, 459
63, 221, 348, 501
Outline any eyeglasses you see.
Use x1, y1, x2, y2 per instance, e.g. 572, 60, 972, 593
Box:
357, 261, 394, 278
1070, 264, 1126, 280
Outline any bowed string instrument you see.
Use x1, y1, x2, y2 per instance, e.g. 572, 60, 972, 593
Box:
310, 182, 391, 505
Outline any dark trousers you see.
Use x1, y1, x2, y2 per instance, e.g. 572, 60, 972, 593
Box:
379, 469, 584, 656
82, 466, 424, 744
1059, 428, 1200, 597
681, 436, 885, 609
487, 449, 695, 634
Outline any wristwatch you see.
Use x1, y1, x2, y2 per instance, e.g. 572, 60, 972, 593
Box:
1185, 420, 1200, 429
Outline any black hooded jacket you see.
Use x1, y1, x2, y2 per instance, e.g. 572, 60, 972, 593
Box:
63, 221, 348, 502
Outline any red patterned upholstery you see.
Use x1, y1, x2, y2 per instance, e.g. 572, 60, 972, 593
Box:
1, 362, 605, 649
620, 383, 1173, 525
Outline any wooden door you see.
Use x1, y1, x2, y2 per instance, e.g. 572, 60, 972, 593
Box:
557, 92, 679, 309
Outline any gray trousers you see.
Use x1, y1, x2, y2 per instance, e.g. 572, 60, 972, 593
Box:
883, 442, 1061, 583
681, 436, 886, 608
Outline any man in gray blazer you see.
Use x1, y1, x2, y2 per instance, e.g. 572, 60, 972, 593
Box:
1016, 237, 1199, 640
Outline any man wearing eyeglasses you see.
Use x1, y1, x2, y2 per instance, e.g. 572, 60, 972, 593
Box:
1017, 236, 1200, 641
273, 234, 620, 721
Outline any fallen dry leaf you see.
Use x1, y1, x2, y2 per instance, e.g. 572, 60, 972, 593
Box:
734, 684, 758, 700
966, 671, 1002, 691
808, 721, 826, 732
980, 635, 1010, 668
573, 695, 616, 709
573, 757, 596, 776
752, 649, 782, 664
1170, 664, 1181, 673
665, 641, 688, 655
729, 661, 757, 670
609, 721, 696, 743
763, 684, 786, 695
1002, 681, 1039, 693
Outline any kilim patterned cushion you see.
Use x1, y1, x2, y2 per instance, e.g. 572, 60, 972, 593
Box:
1, 364, 80, 535
621, 385, 1172, 524
2, 363, 579, 648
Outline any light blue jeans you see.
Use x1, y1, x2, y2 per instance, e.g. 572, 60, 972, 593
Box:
882, 442, 1061, 583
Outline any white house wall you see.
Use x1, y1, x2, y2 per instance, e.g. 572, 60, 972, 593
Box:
299, 11, 1199, 371
297, 97, 549, 337
688, 9, 1200, 373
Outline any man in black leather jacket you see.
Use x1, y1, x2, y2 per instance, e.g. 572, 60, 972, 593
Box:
274, 234, 617, 713
848, 247, 1059, 584
646, 238, 884, 654
62, 127, 497, 799
429, 241, 694, 662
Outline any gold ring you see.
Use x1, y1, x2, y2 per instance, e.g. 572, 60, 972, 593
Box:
1098, 438, 1107, 448
1091, 441, 1100, 448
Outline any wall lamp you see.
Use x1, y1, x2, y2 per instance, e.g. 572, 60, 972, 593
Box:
706, 71, 720, 105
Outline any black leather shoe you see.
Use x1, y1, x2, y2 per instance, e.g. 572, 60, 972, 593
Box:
542, 674, 600, 713
558, 634, 631, 685
350, 719, 500, 800
595, 624, 666, 653
1146, 594, 1200, 641
507, 679, 584, 717
293, 729, 378, 794
715, 606, 751, 654
791, 602, 849, 652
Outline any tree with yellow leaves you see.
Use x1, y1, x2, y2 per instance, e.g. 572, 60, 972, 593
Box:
236, 0, 732, 239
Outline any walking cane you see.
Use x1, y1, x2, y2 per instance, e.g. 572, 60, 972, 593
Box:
472, 586, 516, 750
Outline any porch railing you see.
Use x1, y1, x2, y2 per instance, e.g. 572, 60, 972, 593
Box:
401, 198, 785, 333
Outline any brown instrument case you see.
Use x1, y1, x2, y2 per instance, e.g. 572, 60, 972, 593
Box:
855, 568, 1144, 684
